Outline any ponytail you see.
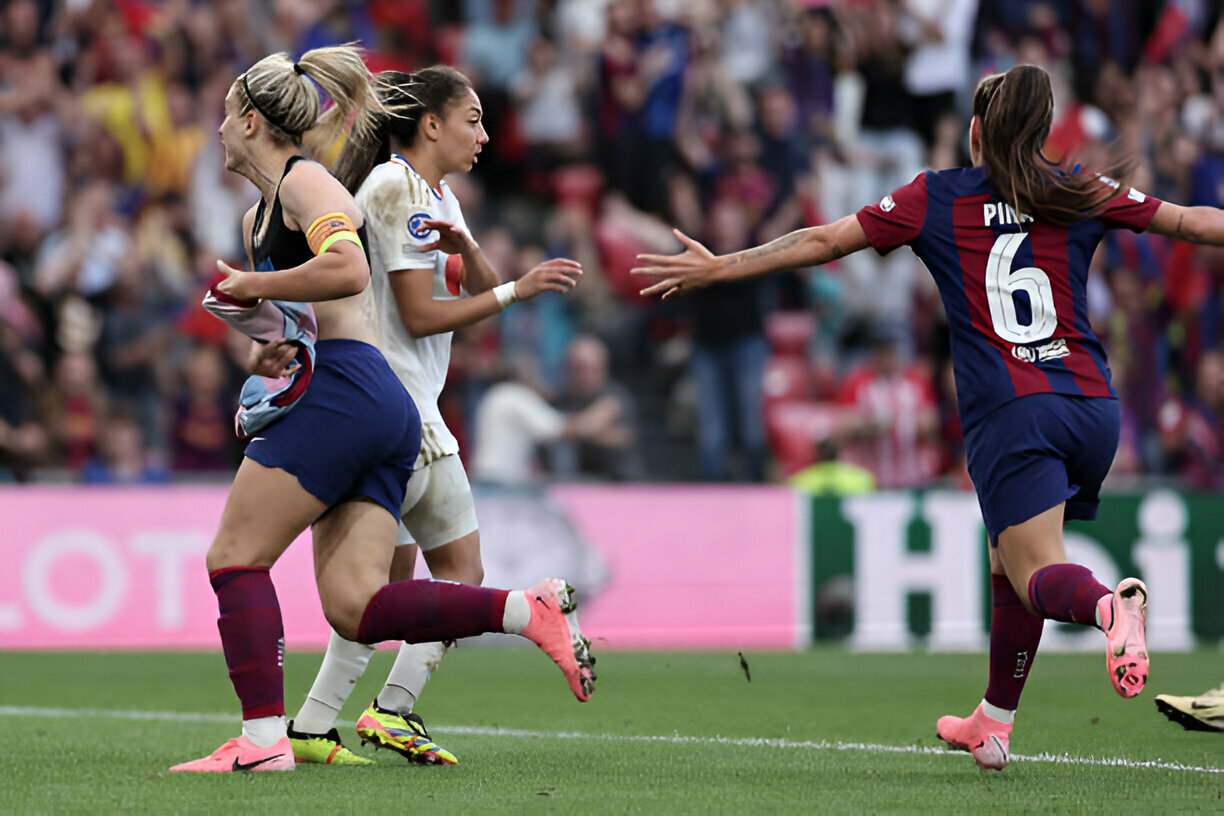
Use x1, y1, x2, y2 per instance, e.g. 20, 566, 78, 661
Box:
332, 65, 474, 194
973, 65, 1131, 226
236, 44, 385, 152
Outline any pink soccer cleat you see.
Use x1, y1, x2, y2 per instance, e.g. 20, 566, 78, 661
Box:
1098, 577, 1149, 698
936, 705, 1013, 771
169, 735, 295, 773
520, 578, 596, 702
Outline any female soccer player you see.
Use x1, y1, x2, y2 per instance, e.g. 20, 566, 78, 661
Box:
285, 65, 593, 767
633, 64, 1224, 771
170, 49, 594, 774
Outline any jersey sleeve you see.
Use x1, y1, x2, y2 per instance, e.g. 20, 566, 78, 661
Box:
1098, 185, 1163, 233
855, 172, 929, 255
357, 166, 438, 271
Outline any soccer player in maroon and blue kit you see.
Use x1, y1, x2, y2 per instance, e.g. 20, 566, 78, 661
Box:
633, 64, 1224, 771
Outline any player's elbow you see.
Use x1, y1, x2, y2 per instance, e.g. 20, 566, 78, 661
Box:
336, 268, 369, 298
401, 311, 438, 339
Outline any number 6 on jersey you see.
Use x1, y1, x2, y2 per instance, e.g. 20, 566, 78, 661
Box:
985, 232, 1057, 344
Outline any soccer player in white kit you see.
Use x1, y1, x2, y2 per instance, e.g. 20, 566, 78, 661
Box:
285, 65, 586, 766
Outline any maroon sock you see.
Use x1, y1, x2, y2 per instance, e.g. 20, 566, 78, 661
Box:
984, 574, 1044, 711
357, 580, 510, 645
210, 567, 285, 720
1027, 564, 1110, 626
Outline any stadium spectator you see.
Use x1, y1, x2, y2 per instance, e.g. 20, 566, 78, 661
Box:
472, 351, 622, 485
170, 342, 242, 474
787, 436, 877, 496
0, 317, 48, 482
81, 408, 169, 485
834, 327, 940, 489
41, 349, 105, 472
549, 333, 644, 481
686, 195, 769, 482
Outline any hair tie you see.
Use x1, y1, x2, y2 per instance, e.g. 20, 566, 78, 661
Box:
293, 62, 305, 76
241, 73, 303, 137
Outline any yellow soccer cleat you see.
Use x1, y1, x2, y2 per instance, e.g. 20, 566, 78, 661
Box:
356, 703, 458, 765
287, 720, 375, 765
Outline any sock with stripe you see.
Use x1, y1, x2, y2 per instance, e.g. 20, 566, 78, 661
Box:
984, 573, 1044, 714
210, 566, 287, 747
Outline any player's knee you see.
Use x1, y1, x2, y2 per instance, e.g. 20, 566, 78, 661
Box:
318, 573, 384, 641
428, 556, 483, 586
205, 533, 271, 572
321, 593, 371, 642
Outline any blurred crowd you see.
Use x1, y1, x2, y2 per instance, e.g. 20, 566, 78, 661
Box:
2, 0, 1224, 490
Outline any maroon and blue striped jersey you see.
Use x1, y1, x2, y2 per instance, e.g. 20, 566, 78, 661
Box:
856, 167, 1162, 430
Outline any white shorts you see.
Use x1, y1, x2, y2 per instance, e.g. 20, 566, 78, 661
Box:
396, 453, 479, 551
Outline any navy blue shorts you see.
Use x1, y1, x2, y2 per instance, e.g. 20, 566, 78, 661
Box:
964, 394, 1120, 545
245, 339, 420, 518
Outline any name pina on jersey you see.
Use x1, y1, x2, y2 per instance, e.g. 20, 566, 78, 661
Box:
983, 202, 1033, 227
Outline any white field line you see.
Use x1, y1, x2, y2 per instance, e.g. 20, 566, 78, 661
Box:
0, 705, 1220, 775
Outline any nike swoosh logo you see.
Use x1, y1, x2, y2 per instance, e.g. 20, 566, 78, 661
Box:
232, 753, 284, 772
1190, 700, 1223, 711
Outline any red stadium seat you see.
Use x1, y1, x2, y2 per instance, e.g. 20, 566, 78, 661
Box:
765, 310, 816, 356
762, 354, 814, 409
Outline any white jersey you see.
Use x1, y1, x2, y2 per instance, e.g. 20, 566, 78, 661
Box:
356, 155, 467, 464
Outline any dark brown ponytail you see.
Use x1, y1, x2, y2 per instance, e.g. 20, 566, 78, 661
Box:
332, 65, 474, 194
973, 64, 1131, 226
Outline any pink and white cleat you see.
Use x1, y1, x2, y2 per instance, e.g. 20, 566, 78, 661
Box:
169, 735, 295, 773
521, 578, 596, 702
936, 705, 1013, 771
1098, 577, 1149, 698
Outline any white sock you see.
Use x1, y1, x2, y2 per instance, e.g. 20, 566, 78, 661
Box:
243, 715, 286, 747
292, 630, 376, 734
980, 700, 1016, 724
377, 641, 450, 715
502, 590, 531, 634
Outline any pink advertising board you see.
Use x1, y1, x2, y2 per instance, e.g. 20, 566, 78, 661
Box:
0, 484, 804, 651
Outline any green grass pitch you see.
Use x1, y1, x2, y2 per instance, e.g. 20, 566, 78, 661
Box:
0, 647, 1220, 814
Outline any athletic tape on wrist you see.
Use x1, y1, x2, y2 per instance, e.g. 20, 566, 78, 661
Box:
493, 281, 518, 309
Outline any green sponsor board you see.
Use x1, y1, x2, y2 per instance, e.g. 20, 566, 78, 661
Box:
808, 489, 1224, 650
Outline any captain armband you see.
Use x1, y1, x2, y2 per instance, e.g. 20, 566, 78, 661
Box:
305, 212, 364, 256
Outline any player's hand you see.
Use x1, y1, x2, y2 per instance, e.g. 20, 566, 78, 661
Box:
215, 259, 261, 302
512, 258, 583, 300
248, 338, 300, 378
631, 229, 725, 299
419, 220, 477, 255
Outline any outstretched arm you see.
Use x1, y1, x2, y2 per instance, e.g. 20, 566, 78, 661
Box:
1146, 201, 1224, 244
390, 258, 582, 339
632, 214, 871, 299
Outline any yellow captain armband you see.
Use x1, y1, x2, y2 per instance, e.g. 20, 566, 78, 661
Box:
305, 212, 364, 256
